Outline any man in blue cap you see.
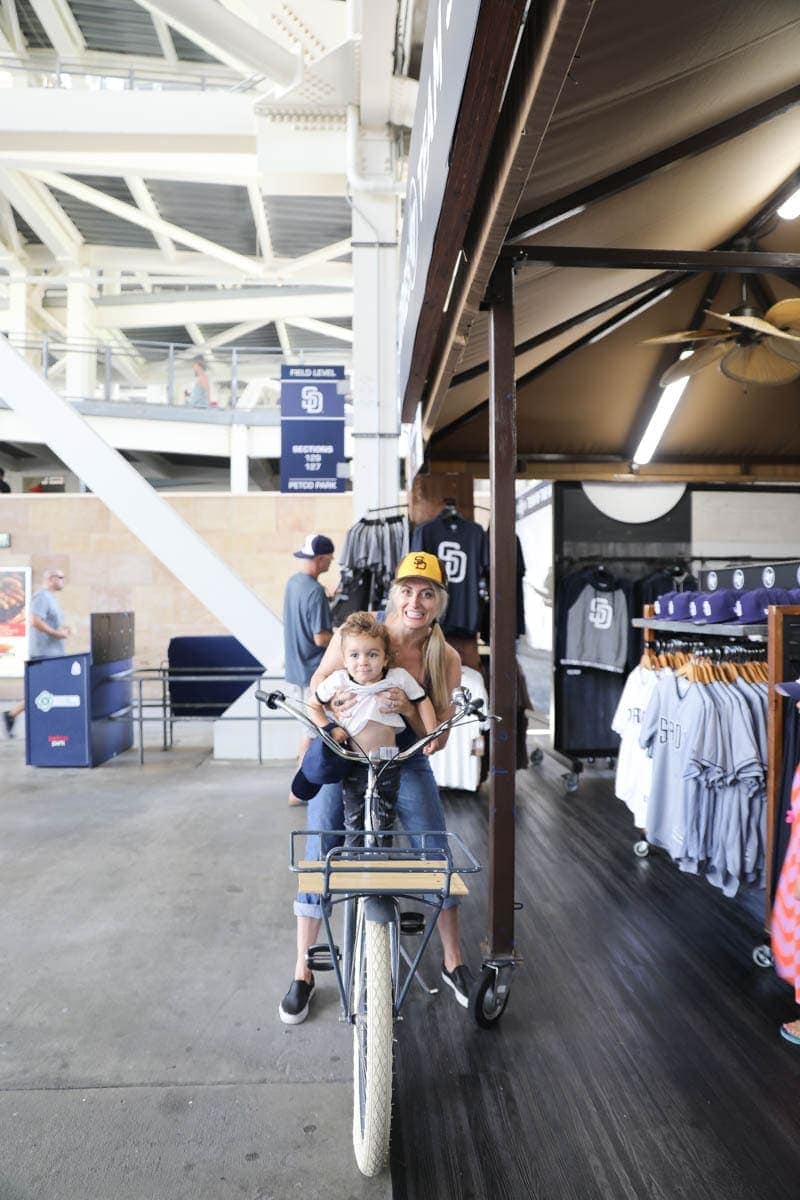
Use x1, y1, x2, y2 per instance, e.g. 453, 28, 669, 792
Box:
283, 534, 334, 805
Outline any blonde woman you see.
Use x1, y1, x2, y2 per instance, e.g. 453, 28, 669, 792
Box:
279, 552, 472, 1025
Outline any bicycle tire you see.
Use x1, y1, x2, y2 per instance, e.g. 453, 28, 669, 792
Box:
352, 916, 393, 1176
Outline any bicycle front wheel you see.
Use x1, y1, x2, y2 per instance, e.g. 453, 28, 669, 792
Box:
352, 915, 393, 1176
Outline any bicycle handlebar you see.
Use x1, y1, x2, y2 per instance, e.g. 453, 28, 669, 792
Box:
255, 684, 498, 768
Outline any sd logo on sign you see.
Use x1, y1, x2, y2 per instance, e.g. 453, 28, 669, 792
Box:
300, 385, 324, 415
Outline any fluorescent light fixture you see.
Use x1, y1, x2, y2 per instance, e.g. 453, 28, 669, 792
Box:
632, 350, 693, 466
778, 187, 800, 220
442, 250, 464, 314
586, 288, 674, 345
514, 205, 586, 239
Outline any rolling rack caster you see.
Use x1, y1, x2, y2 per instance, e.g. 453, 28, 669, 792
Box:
752, 944, 773, 969
469, 956, 520, 1028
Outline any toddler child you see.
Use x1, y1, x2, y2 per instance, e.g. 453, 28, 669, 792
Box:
291, 611, 439, 836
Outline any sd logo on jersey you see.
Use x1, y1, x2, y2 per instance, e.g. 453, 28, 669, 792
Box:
588, 596, 613, 630
437, 541, 468, 584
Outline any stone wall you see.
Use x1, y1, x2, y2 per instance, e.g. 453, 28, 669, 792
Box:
0, 493, 354, 671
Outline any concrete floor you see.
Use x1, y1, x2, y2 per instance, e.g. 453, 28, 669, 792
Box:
0, 721, 393, 1200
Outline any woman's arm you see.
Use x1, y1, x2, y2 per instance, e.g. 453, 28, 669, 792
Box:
417, 695, 440, 756
434, 645, 463, 750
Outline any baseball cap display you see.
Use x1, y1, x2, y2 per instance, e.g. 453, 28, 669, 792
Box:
692, 589, 738, 624
777, 678, 800, 702
666, 591, 699, 620
294, 533, 335, 559
732, 587, 791, 623
653, 591, 676, 617
394, 551, 448, 589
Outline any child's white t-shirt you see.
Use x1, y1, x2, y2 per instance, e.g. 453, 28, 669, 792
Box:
316, 667, 426, 735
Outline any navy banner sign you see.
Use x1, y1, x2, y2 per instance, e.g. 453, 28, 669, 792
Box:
280, 366, 346, 493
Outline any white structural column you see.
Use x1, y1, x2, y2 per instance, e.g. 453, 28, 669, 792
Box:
65, 269, 97, 401
0, 334, 283, 669
7, 273, 28, 345
229, 423, 249, 494
350, 161, 401, 514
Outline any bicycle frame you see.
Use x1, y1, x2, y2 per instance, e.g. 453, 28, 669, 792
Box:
257, 686, 489, 1019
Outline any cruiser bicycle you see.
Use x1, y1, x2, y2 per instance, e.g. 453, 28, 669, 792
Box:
256, 686, 495, 1176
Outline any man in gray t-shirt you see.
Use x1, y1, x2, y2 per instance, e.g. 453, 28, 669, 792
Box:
283, 534, 334, 805
4, 567, 71, 737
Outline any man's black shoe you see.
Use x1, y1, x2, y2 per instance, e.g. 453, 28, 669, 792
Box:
279, 976, 315, 1025
441, 962, 474, 1008
3, 711, 15, 737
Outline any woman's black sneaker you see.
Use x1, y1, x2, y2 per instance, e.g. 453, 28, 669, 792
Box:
279, 976, 315, 1024
440, 963, 474, 1008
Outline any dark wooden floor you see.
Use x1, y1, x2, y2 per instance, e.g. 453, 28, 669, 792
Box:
390, 752, 800, 1199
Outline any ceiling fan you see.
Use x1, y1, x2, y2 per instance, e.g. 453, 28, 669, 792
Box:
642, 292, 800, 388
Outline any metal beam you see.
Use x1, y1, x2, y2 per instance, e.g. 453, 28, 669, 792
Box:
284, 317, 353, 344
0, 168, 81, 260
487, 260, 517, 961
31, 170, 262, 277
276, 238, 351, 280
1, 0, 25, 56
50, 290, 353, 329
508, 245, 800, 275
275, 319, 292, 358
247, 182, 273, 265
28, 0, 85, 57
150, 12, 177, 62
124, 175, 177, 263
507, 81, 800, 244
133, 0, 301, 89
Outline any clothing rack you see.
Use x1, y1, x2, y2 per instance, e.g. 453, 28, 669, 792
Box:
638, 600, 799, 959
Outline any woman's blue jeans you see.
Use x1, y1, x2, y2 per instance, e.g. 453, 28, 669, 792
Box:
293, 754, 458, 916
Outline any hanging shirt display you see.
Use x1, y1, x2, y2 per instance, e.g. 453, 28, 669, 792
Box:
638, 666, 767, 897
410, 510, 488, 637
611, 665, 657, 828
561, 569, 629, 673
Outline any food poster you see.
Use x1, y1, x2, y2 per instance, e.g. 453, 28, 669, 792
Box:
0, 568, 30, 676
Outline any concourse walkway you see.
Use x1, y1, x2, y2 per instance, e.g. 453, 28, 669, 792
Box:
2, 728, 800, 1198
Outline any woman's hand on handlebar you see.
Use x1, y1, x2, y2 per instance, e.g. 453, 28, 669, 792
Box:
422, 735, 440, 757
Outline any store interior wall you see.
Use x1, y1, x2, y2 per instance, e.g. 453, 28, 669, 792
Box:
0, 494, 353, 672
692, 490, 800, 561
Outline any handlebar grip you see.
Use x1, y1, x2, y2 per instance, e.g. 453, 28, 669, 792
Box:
255, 689, 284, 709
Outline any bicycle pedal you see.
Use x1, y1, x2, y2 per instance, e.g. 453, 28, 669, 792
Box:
306, 943, 340, 972
400, 911, 426, 935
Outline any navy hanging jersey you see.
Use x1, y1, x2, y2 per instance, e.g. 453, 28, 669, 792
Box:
410, 514, 488, 636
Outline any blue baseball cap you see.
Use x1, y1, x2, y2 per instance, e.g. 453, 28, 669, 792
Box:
777, 679, 800, 702
653, 591, 676, 617
693, 588, 737, 624
786, 588, 800, 605
666, 591, 699, 620
732, 587, 789, 623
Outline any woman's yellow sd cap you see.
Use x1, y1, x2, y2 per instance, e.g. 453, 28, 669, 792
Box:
394, 551, 448, 590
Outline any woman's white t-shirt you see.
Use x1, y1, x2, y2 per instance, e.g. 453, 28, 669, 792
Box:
316, 667, 426, 735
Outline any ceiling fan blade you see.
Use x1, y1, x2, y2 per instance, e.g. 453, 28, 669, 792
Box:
720, 343, 800, 386
706, 310, 800, 340
659, 339, 731, 387
766, 335, 800, 365
765, 297, 800, 329
641, 329, 727, 345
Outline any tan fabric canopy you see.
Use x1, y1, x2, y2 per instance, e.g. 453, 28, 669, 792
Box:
425, 0, 800, 479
